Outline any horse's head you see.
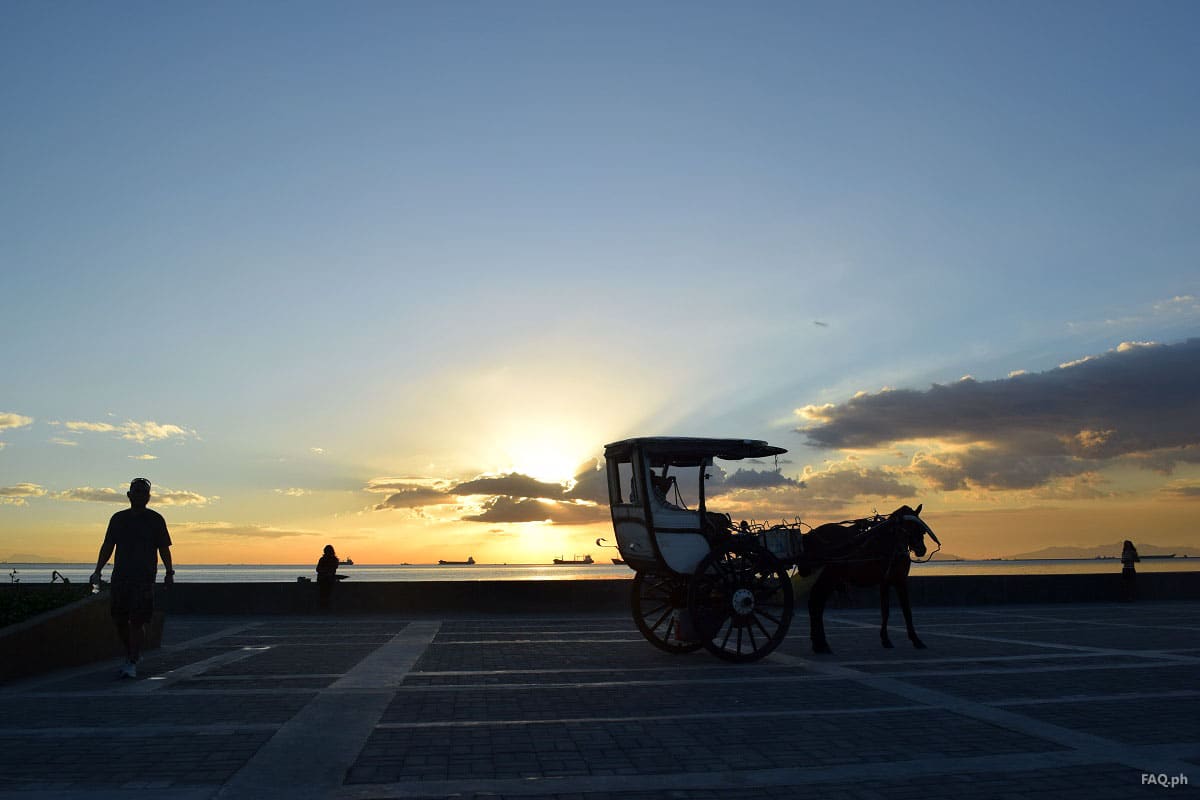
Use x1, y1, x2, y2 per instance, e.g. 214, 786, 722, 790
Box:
889, 504, 939, 558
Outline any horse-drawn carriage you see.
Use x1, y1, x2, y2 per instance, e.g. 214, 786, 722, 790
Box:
604, 436, 940, 662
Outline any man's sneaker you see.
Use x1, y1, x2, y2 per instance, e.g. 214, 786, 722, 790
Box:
120, 660, 137, 679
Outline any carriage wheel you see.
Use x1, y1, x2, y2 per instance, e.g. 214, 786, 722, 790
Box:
631, 571, 704, 654
687, 544, 793, 663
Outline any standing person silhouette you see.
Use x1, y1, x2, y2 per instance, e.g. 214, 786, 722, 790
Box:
1121, 539, 1140, 602
316, 544, 340, 610
89, 478, 174, 678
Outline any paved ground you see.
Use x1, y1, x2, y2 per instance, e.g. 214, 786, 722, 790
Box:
1, 602, 1197, 799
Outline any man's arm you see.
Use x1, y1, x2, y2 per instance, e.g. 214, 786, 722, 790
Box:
160, 545, 174, 584
90, 541, 114, 584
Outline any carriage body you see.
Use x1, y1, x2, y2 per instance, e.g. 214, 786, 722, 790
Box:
603, 436, 789, 575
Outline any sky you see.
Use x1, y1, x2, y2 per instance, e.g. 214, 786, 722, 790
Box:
2, 1, 1198, 564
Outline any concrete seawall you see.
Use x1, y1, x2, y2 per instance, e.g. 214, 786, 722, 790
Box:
159, 571, 1200, 614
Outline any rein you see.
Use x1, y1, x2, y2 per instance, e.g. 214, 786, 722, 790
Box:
808, 515, 937, 569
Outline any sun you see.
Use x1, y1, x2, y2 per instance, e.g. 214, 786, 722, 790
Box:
501, 426, 598, 486
508, 444, 582, 485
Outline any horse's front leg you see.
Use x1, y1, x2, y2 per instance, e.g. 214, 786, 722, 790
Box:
895, 580, 925, 649
809, 573, 833, 654
879, 584, 893, 648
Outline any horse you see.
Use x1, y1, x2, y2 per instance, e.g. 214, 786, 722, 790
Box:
799, 504, 939, 654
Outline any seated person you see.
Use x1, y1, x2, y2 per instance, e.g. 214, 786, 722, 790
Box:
650, 474, 681, 509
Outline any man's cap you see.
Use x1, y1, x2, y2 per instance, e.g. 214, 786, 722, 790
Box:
129, 478, 152, 492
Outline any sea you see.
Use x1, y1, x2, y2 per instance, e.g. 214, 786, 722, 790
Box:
4, 558, 1199, 584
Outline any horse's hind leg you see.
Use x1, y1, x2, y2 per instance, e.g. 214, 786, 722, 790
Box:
896, 580, 926, 649
879, 584, 893, 648
809, 573, 833, 654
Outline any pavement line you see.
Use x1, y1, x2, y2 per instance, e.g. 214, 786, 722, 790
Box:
431, 637, 646, 645
214, 620, 440, 800
333, 745, 1198, 798
374, 704, 928, 728
0, 723, 280, 738
973, 612, 1200, 633
826, 612, 1200, 663
122, 646, 272, 694
769, 651, 1198, 777
990, 688, 1200, 707
162, 620, 262, 650
396, 674, 844, 691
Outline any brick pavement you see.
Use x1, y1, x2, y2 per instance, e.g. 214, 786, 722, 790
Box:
0, 602, 1196, 798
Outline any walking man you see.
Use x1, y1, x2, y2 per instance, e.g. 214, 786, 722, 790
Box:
90, 478, 174, 678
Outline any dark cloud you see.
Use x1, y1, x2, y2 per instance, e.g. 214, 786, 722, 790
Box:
565, 461, 609, 504
801, 468, 917, 501
800, 339, 1200, 487
720, 468, 803, 491
910, 449, 1088, 491
374, 486, 455, 510
463, 497, 607, 525
453, 473, 567, 499
1161, 484, 1200, 498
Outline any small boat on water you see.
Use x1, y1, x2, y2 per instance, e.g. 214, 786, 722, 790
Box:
438, 556, 476, 565
339, 558, 354, 565
553, 554, 594, 565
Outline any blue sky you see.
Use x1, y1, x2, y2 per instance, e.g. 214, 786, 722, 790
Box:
2, 1, 1198, 563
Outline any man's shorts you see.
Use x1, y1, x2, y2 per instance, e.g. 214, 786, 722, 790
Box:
110, 578, 155, 624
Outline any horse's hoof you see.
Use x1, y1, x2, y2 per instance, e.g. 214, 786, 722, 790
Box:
881, 638, 894, 649
912, 638, 927, 649
812, 642, 833, 655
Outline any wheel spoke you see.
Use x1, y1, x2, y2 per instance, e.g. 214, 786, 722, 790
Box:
649, 605, 672, 634
719, 617, 733, 650
756, 607, 782, 625
746, 620, 758, 652
752, 612, 774, 640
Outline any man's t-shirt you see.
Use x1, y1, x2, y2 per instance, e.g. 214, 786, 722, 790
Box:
104, 508, 171, 583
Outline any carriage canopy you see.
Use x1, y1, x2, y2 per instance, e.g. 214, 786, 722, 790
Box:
603, 437, 787, 467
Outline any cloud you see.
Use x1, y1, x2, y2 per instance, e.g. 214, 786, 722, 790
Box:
801, 466, 917, 501
453, 473, 567, 499
1160, 481, 1200, 499
364, 477, 459, 510
310, 447, 326, 455
0, 483, 47, 505
0, 413, 33, 432
374, 486, 454, 510
799, 339, 1200, 489
60, 419, 197, 444
275, 488, 310, 497
0, 442, 6, 450
53, 486, 212, 506
719, 468, 803, 491
909, 448, 1087, 491
565, 460, 609, 504
462, 497, 606, 524
129, 454, 158, 460
174, 522, 318, 538
50, 437, 79, 447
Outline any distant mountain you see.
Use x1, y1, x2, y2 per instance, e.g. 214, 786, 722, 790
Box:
1008, 542, 1200, 559
3, 554, 67, 563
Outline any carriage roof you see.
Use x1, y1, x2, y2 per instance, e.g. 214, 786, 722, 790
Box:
603, 436, 787, 467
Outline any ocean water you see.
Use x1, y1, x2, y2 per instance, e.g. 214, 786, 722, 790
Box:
4, 558, 1198, 584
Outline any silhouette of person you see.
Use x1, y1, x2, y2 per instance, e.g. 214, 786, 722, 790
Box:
316, 544, 340, 610
650, 474, 681, 509
1121, 539, 1140, 602
89, 478, 173, 678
